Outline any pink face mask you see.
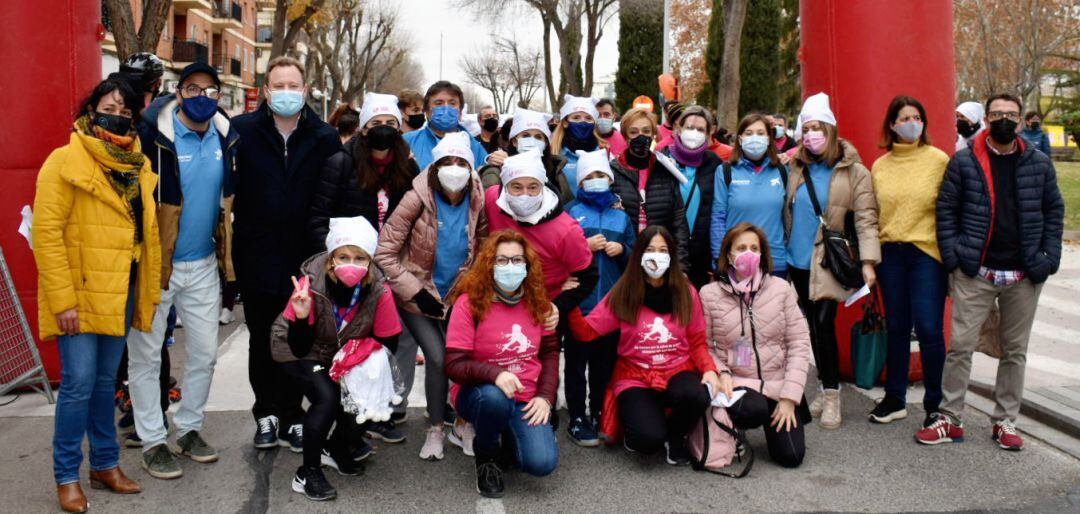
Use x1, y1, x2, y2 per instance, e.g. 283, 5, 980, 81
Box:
334, 263, 368, 287
731, 250, 761, 279
803, 131, 828, 154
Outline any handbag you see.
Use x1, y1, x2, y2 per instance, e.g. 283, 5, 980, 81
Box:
977, 301, 1004, 359
802, 170, 864, 289
689, 406, 754, 478
850, 290, 888, 389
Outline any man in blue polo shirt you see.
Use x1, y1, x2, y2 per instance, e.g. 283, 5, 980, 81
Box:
127, 62, 239, 479
403, 80, 503, 169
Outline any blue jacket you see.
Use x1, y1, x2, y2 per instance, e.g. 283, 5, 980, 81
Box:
566, 192, 636, 314
710, 157, 788, 272
403, 124, 489, 170
1019, 127, 1051, 156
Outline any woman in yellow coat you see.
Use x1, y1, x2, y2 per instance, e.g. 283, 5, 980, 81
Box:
32, 77, 161, 513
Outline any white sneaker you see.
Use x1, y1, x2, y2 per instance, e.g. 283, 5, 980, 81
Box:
419, 426, 445, 461
174, 314, 183, 329
447, 419, 475, 457
219, 307, 235, 325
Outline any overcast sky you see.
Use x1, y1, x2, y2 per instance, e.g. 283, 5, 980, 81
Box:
398, 0, 622, 112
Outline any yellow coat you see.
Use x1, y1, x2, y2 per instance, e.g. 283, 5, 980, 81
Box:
32, 131, 161, 340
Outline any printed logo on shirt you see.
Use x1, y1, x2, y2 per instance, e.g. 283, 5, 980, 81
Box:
576, 216, 587, 223
214, 149, 223, 161
731, 179, 751, 186
770, 177, 782, 187
498, 324, 536, 355
640, 317, 674, 344
177, 154, 194, 164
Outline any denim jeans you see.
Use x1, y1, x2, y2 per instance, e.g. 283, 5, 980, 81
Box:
877, 243, 947, 411
456, 384, 558, 477
53, 282, 134, 485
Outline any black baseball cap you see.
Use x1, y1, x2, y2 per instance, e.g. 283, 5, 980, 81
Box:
179, 62, 221, 87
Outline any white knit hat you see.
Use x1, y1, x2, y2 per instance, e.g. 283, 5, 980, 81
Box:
509, 108, 553, 140
431, 131, 475, 169
574, 149, 613, 184
956, 101, 985, 126
558, 94, 599, 121
326, 216, 378, 257
795, 92, 837, 136
358, 92, 401, 129
499, 149, 547, 185
461, 115, 482, 137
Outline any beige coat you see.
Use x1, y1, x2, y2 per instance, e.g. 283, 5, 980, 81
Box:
784, 139, 880, 302
374, 170, 488, 317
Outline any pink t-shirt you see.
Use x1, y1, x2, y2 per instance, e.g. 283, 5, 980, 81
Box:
584, 287, 707, 396
446, 294, 554, 404
484, 186, 593, 299
603, 131, 628, 158
370, 284, 403, 337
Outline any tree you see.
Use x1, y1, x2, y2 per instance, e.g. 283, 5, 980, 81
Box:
669, 0, 712, 103
614, 0, 663, 113
493, 37, 545, 108
103, 0, 171, 60
716, 0, 748, 131
696, 0, 724, 109
271, 0, 329, 58
461, 36, 544, 112
461, 49, 517, 112
737, 0, 780, 114
776, 0, 801, 116
309, 0, 405, 105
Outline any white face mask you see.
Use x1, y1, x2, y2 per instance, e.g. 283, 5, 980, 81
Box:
516, 136, 547, 154
507, 191, 543, 218
679, 129, 707, 150
438, 165, 471, 193
641, 252, 671, 279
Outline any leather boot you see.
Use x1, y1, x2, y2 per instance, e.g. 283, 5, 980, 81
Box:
89, 467, 141, 494
819, 389, 842, 429
57, 483, 88, 513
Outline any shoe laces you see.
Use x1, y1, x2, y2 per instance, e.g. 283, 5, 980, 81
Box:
477, 461, 502, 483
307, 467, 331, 489
425, 426, 444, 442
996, 420, 1017, 435
258, 416, 277, 433
291, 424, 303, 437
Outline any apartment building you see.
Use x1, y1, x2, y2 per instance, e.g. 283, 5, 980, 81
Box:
102, 0, 276, 115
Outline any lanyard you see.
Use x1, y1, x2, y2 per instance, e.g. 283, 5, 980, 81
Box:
333, 286, 362, 333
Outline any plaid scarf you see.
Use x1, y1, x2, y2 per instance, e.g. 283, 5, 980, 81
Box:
74, 114, 146, 244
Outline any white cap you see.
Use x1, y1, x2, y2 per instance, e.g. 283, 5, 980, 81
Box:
431, 132, 475, 169
558, 94, 599, 122
957, 101, 985, 125
795, 92, 837, 136
509, 108, 553, 140
500, 150, 547, 185
326, 216, 378, 257
574, 149, 613, 184
461, 115, 482, 137
358, 92, 401, 129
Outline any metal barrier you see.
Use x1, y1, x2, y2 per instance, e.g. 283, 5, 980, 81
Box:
0, 246, 54, 403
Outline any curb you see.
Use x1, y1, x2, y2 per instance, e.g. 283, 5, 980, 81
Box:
1065, 230, 1080, 241
969, 379, 1080, 438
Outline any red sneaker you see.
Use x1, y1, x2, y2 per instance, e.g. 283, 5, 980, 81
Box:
915, 416, 964, 445
992, 420, 1023, 451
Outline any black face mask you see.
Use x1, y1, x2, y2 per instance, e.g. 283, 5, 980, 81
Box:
367, 124, 399, 151
1029, 121, 1041, 131
406, 114, 426, 130
482, 118, 499, 133
629, 135, 652, 156
956, 118, 978, 138
989, 118, 1019, 145
92, 111, 133, 136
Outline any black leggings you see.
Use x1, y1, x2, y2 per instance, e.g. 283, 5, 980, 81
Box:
281, 360, 362, 468
789, 267, 840, 389
727, 388, 805, 468
617, 371, 711, 454
564, 331, 618, 420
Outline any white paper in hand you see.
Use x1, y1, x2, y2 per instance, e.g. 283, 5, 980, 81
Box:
18, 205, 32, 249
652, 151, 689, 185
844, 284, 871, 308
705, 383, 747, 408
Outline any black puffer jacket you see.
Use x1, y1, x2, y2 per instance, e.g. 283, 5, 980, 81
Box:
610, 155, 691, 269
666, 148, 721, 288
936, 132, 1065, 284
308, 136, 419, 249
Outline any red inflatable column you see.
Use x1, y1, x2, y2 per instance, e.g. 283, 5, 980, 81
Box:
799, 1, 956, 382
0, 1, 103, 379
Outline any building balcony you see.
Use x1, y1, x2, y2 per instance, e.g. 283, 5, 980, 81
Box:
173, 39, 210, 65
256, 0, 276, 10
173, 0, 213, 14
214, 54, 242, 78
210, 1, 243, 31
256, 26, 272, 48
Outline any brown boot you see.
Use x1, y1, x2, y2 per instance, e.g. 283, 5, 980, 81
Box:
89, 467, 141, 494
57, 483, 88, 513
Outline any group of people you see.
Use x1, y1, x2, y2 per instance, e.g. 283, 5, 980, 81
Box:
33, 46, 1064, 511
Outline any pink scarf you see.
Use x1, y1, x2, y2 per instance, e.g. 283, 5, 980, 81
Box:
728, 268, 763, 300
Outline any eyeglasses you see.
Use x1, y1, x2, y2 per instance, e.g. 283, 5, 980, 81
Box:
987, 111, 1020, 122
181, 84, 222, 99
495, 256, 526, 266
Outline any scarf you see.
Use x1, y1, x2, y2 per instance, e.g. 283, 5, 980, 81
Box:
670, 135, 706, 168
727, 268, 763, 301
494, 285, 523, 306
565, 134, 598, 153
643, 282, 673, 314
578, 188, 616, 210
74, 114, 146, 245
371, 150, 394, 174
622, 149, 653, 171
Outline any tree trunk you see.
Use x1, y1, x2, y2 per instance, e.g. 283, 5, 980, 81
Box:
542, 14, 558, 111
137, 0, 172, 52
270, 0, 289, 58
104, 0, 170, 59
716, 0, 748, 132
557, 14, 584, 96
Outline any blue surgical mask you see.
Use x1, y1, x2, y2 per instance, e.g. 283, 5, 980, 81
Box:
180, 95, 219, 123
597, 118, 615, 135
740, 135, 770, 160
494, 263, 527, 291
774, 125, 786, 139
567, 121, 595, 141
268, 90, 304, 117
429, 105, 460, 132
582, 177, 610, 192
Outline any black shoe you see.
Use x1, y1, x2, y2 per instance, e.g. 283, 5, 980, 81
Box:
365, 421, 405, 443
117, 410, 135, 434
444, 404, 457, 427
664, 441, 691, 466
351, 439, 375, 462
390, 411, 408, 424
868, 395, 908, 424
475, 456, 505, 498
279, 424, 303, 453
292, 465, 337, 501
321, 449, 363, 476
254, 416, 279, 449
568, 416, 600, 447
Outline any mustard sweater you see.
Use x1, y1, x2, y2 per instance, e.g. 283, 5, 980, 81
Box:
871, 142, 950, 261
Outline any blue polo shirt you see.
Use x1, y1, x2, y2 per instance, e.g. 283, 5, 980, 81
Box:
403, 124, 488, 170
787, 161, 833, 270
433, 189, 470, 298
711, 158, 788, 272
172, 110, 224, 263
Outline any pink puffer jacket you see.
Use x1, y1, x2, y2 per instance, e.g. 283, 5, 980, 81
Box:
699, 275, 811, 403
